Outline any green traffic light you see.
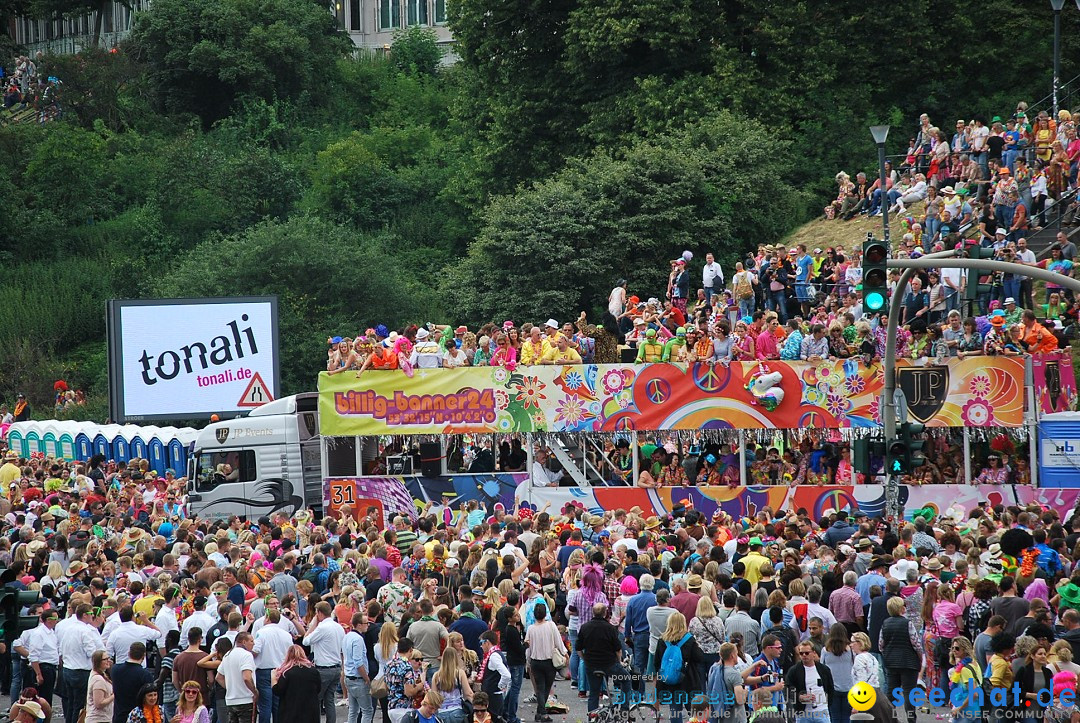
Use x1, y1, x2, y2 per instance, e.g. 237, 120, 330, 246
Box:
865, 291, 885, 311
891, 460, 902, 473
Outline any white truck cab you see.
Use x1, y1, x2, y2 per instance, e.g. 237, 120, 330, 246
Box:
187, 393, 322, 520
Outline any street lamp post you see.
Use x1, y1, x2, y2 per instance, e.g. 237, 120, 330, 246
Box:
870, 125, 890, 248
1053, 0, 1065, 119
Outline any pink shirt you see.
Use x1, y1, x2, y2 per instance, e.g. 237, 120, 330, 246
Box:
933, 600, 963, 637
756, 330, 778, 360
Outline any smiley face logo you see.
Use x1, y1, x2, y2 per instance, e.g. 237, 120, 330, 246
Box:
848, 681, 877, 712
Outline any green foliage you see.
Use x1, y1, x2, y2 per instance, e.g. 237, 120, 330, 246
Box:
447, 113, 804, 323
390, 26, 443, 77
41, 48, 154, 131
129, 0, 352, 124
158, 217, 431, 393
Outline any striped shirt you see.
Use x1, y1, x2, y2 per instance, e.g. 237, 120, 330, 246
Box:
395, 529, 418, 552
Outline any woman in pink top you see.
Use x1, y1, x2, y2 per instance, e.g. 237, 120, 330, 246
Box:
489, 333, 518, 368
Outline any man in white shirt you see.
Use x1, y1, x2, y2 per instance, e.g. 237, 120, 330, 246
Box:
477, 631, 511, 718
23, 610, 60, 703
530, 449, 564, 488
408, 328, 443, 369
302, 601, 345, 723
701, 253, 724, 304
253, 610, 293, 723
105, 606, 159, 664
1016, 237, 1038, 310
219, 632, 258, 723
342, 612, 373, 723
790, 641, 833, 721
251, 597, 303, 637
155, 587, 181, 650
941, 266, 964, 314
180, 595, 216, 648
58, 604, 105, 723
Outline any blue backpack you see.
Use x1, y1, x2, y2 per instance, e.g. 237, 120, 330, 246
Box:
659, 633, 692, 685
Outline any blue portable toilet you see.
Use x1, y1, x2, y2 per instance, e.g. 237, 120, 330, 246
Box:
148, 438, 166, 476
131, 435, 148, 460
75, 432, 92, 461
25, 429, 41, 457
1039, 412, 1080, 487
7, 426, 26, 458
168, 439, 187, 476
113, 436, 130, 463
93, 434, 109, 458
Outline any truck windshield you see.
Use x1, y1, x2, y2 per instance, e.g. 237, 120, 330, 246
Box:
194, 450, 254, 490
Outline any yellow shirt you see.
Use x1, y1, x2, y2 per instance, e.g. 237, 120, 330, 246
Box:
133, 594, 163, 618
741, 551, 770, 584
541, 347, 582, 364
520, 340, 546, 366
0, 463, 21, 490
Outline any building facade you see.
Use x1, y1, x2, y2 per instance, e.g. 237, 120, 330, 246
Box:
11, 0, 453, 57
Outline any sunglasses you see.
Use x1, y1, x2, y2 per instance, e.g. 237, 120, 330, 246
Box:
184, 690, 199, 695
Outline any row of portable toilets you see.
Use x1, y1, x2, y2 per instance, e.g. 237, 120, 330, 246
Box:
3, 421, 198, 477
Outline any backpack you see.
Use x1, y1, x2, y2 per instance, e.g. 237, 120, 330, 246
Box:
659, 633, 692, 685
791, 602, 809, 633
766, 624, 796, 671
735, 275, 753, 301
302, 566, 330, 594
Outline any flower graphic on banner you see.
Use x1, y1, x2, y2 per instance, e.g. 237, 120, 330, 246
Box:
844, 374, 866, 395
962, 398, 994, 426
494, 390, 510, 411
868, 397, 881, 424
969, 374, 991, 399
514, 376, 547, 410
492, 367, 509, 384
602, 369, 626, 394
531, 411, 547, 429
825, 393, 850, 417
552, 397, 587, 425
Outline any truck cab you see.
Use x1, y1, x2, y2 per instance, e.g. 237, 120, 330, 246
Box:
188, 393, 322, 520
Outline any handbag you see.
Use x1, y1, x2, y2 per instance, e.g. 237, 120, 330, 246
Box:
370, 677, 389, 699
551, 626, 568, 669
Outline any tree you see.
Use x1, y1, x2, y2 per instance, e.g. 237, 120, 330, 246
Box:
446, 112, 805, 323
129, 0, 352, 124
389, 26, 443, 76
159, 217, 430, 393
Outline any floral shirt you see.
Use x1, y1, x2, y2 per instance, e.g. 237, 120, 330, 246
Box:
376, 582, 414, 625
383, 656, 421, 710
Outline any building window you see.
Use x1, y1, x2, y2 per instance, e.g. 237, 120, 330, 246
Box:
407, 0, 426, 25
379, 0, 398, 29
434, 0, 445, 23
349, 0, 361, 30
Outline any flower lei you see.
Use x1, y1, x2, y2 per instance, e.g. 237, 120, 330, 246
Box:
143, 705, 162, 723
1019, 548, 1039, 579
477, 643, 501, 683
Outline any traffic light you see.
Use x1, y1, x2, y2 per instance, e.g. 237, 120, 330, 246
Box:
853, 437, 886, 481
862, 236, 889, 315
887, 422, 927, 476
963, 242, 993, 302
0, 586, 40, 645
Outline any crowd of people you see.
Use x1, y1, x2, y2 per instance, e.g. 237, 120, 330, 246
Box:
1, 55, 61, 122
0, 448, 1079, 723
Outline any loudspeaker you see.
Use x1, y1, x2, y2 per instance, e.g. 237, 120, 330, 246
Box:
419, 442, 441, 477
620, 347, 637, 363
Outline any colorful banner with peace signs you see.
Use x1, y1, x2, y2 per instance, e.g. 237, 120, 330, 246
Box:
318, 356, 1031, 437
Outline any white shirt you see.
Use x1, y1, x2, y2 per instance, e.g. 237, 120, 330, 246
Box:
409, 341, 443, 369
26, 624, 60, 665
252, 623, 293, 670
180, 610, 216, 646
702, 261, 724, 288
105, 621, 157, 663
303, 618, 346, 667
1017, 249, 1037, 265
608, 286, 626, 317
801, 664, 829, 714
59, 620, 103, 670
209, 552, 230, 568
942, 266, 963, 291
483, 647, 511, 694
100, 611, 121, 643
220, 647, 257, 705
54, 615, 81, 651
252, 616, 298, 637
155, 605, 179, 649
971, 125, 989, 151
530, 460, 563, 487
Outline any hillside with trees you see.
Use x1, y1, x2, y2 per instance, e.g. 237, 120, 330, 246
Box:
1, 0, 1076, 414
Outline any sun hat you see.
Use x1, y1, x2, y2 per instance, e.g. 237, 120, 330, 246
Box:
998, 167, 1011, 175
545, 319, 559, 329
990, 315, 1005, 327
644, 516, 662, 530
415, 328, 430, 341
925, 559, 943, 571
748, 536, 763, 547
454, 325, 467, 334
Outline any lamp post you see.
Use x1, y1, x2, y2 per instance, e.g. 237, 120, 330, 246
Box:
1053, 0, 1065, 119
870, 125, 890, 247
